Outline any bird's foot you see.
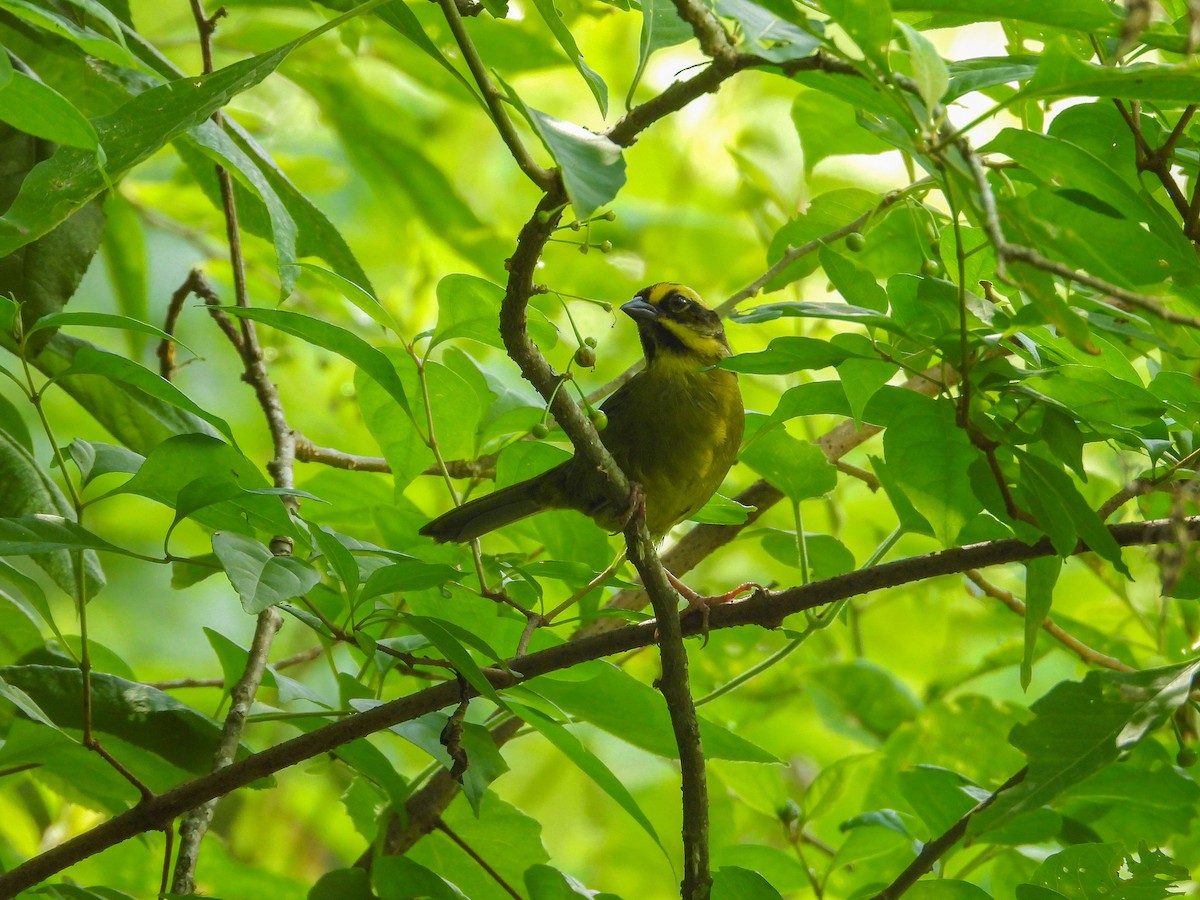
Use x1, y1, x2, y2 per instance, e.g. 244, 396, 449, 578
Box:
668, 572, 765, 646
619, 481, 647, 532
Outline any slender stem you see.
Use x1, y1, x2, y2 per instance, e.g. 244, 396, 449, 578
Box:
967, 570, 1135, 672
5, 518, 1200, 895
434, 820, 523, 900
433, 0, 554, 189
872, 768, 1028, 899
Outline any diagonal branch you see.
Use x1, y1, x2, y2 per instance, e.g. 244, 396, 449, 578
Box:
4, 516, 1197, 896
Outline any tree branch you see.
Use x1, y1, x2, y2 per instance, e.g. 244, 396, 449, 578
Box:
6, 516, 1196, 895
964, 146, 1200, 331
965, 570, 1135, 673
872, 768, 1028, 900
434, 0, 554, 189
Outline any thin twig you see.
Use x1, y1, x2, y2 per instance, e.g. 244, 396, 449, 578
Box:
434, 820, 523, 900
2, 518, 1200, 897
5, 517, 1200, 895
433, 0, 553, 189
965, 570, 1135, 673
872, 768, 1028, 899
172, 0, 293, 889
965, 147, 1200, 330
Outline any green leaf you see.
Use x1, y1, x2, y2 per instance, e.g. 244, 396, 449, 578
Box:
721, 335, 859, 374
837, 357, 897, 427
0, 4, 373, 256
627, 0, 692, 108
733, 300, 905, 336
510, 698, 665, 855
0, 72, 97, 150
366, 0, 481, 104
401, 615, 502, 703
183, 124, 299, 299
360, 558, 462, 600
219, 306, 409, 415
792, 90, 892, 170
0, 664, 254, 775
714, 0, 822, 63
0, 0, 141, 69
741, 426, 837, 502
971, 660, 1200, 837
372, 844, 463, 898
0, 514, 127, 557
820, 246, 888, 312
212, 531, 321, 614
690, 492, 753, 525
1021, 557, 1059, 690
55, 345, 236, 444
807, 659, 921, 743
532, 661, 779, 763
431, 274, 555, 350
1021, 842, 1188, 899
1016, 452, 1128, 576
299, 263, 397, 333
0, 426, 107, 598
10, 333, 219, 453
526, 864, 620, 899
889, 0, 1119, 30
1027, 37, 1200, 101
0, 673, 58, 729
711, 866, 785, 900
0, 125, 107, 336
764, 189, 877, 289
824, 0, 891, 64
25, 311, 186, 348
881, 394, 982, 546
64, 440, 144, 488
528, 0, 608, 115
310, 523, 362, 602
898, 21, 948, 112
906, 883, 994, 899
1022, 365, 1165, 429
503, 84, 626, 219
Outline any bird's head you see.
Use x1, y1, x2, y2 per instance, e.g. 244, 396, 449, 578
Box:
621, 283, 730, 369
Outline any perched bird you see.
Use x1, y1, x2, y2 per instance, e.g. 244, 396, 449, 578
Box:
419, 283, 745, 548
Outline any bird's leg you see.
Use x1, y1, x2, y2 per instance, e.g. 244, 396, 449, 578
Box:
669, 573, 764, 645
619, 480, 647, 532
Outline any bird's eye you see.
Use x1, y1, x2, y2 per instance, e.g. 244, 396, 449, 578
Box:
666, 294, 689, 313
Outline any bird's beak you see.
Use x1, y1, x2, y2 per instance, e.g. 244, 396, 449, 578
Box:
621, 296, 658, 323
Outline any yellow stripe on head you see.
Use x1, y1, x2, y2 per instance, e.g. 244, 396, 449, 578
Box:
630, 283, 730, 367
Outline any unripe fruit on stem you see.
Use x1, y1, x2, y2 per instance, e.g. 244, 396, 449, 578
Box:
584, 336, 597, 348
845, 231, 866, 252
589, 410, 608, 431
1178, 747, 1197, 767
921, 259, 940, 277
574, 346, 597, 367
531, 422, 550, 439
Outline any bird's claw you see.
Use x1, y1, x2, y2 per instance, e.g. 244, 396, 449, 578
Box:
620, 481, 647, 532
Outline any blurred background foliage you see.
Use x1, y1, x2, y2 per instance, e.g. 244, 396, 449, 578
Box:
4, 0, 1200, 897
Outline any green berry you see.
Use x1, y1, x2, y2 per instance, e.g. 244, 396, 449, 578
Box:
845, 232, 866, 252
589, 410, 608, 431
574, 346, 597, 367
599, 240, 613, 253
531, 422, 550, 439
921, 258, 940, 278
1178, 747, 1198, 767
603, 210, 617, 221
584, 336, 598, 348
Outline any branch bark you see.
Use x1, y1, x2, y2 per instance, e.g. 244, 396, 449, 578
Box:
4, 516, 1196, 896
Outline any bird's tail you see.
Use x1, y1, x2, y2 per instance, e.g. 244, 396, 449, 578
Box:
419, 475, 553, 543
